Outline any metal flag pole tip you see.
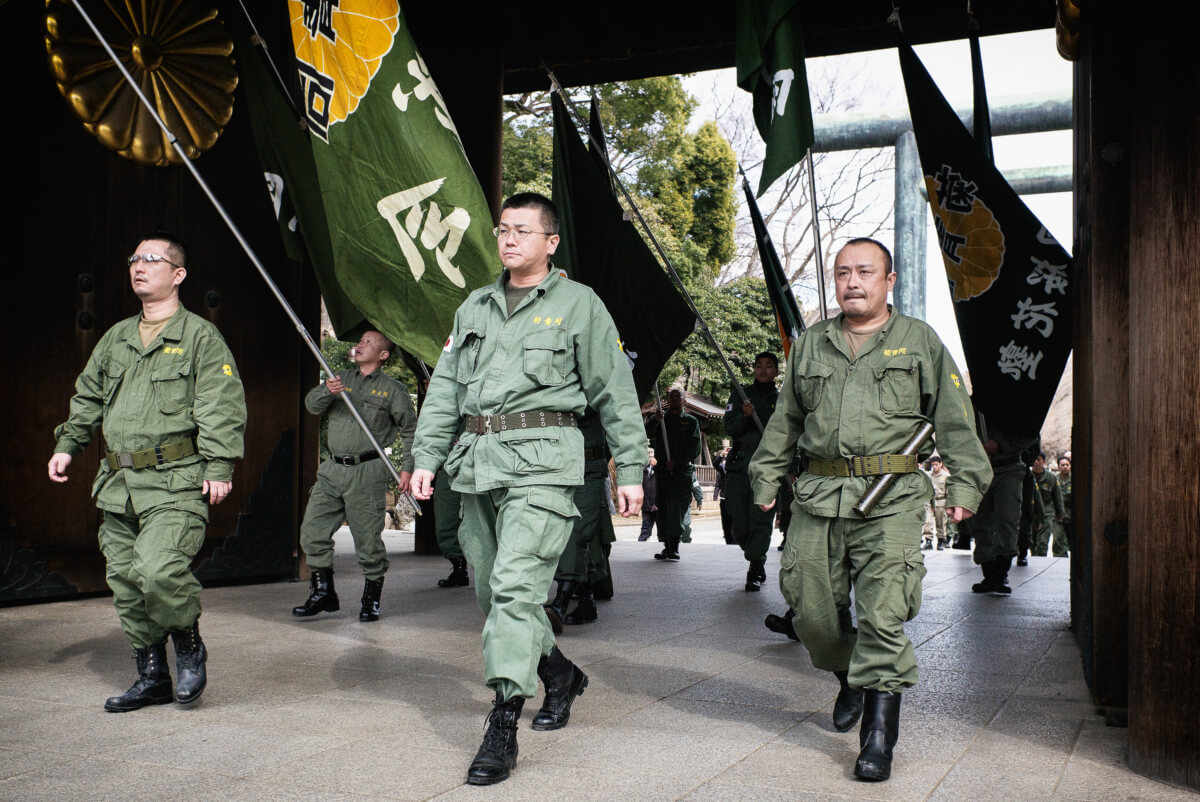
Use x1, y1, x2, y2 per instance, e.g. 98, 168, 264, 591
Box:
68, 0, 421, 516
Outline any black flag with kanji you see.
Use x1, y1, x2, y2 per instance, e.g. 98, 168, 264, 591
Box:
551, 93, 695, 400
743, 177, 805, 358
898, 37, 1072, 434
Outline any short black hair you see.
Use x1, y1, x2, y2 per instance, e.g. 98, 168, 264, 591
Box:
843, 237, 893, 274
1037, 451, 1047, 460
140, 230, 189, 269
754, 351, 779, 369
501, 192, 559, 234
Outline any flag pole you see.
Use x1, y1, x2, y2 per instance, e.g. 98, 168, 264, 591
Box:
651, 385, 673, 464
68, 0, 420, 515
544, 66, 764, 433
232, 0, 306, 126
736, 161, 806, 339
804, 149, 830, 320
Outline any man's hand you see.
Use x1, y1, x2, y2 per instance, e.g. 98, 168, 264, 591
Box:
759, 499, 777, 512
616, 485, 643, 517
695, 500, 703, 511
48, 453, 72, 483
397, 470, 412, 495
204, 480, 232, 505
949, 506, 973, 523
742, 401, 755, 418
325, 374, 345, 395
412, 469, 435, 500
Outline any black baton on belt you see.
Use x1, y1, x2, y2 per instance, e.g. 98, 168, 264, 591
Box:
852, 422, 935, 517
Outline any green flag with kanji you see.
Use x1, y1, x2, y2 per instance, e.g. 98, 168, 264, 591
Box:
228, 4, 368, 340
290, 0, 498, 365
736, 0, 815, 197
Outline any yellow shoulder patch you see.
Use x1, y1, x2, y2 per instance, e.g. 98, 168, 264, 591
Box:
221, 364, 232, 376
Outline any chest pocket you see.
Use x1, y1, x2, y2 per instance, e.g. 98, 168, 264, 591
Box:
102, 361, 126, 406
456, 329, 485, 384
523, 328, 570, 386
152, 362, 193, 414
874, 355, 920, 414
794, 359, 834, 413
359, 395, 391, 428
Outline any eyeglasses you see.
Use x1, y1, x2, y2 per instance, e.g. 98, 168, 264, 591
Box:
127, 253, 183, 268
493, 226, 553, 241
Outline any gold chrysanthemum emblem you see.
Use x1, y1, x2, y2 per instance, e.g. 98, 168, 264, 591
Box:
44, 0, 237, 167
925, 175, 1006, 301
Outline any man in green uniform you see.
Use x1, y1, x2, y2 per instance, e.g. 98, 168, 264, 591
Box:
292, 330, 417, 622
48, 232, 246, 712
544, 412, 610, 631
648, 388, 701, 561
433, 470, 469, 588
1030, 452, 1066, 556
749, 238, 991, 781
723, 351, 780, 591
1056, 456, 1073, 556
410, 193, 645, 786
969, 429, 1038, 594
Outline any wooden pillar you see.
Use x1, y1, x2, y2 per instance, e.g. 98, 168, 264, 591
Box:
1122, 8, 1200, 791
1073, 5, 1130, 717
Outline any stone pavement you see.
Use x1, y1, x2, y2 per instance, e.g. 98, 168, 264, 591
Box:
1, 523, 1196, 801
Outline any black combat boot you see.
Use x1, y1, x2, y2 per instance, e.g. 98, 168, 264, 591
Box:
543, 580, 576, 634
855, 689, 901, 781
764, 608, 799, 641
171, 621, 207, 705
991, 556, 1013, 594
745, 559, 766, 592
292, 567, 339, 617
832, 670, 865, 732
104, 639, 173, 712
437, 557, 469, 588
564, 582, 597, 625
531, 647, 589, 731
971, 560, 996, 593
467, 695, 524, 785
666, 539, 681, 560
359, 577, 383, 622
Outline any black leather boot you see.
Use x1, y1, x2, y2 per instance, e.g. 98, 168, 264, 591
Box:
104, 639, 173, 712
991, 555, 1013, 594
745, 559, 765, 592
437, 557, 469, 588
564, 583, 597, 625
359, 577, 383, 622
855, 689, 901, 781
467, 695, 524, 785
971, 559, 996, 593
292, 567, 339, 617
531, 647, 588, 731
171, 621, 207, 706
764, 608, 799, 641
832, 670, 864, 732
543, 580, 576, 634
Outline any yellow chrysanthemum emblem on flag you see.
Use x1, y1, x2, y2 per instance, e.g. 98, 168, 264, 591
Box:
926, 164, 1005, 301
290, 0, 399, 141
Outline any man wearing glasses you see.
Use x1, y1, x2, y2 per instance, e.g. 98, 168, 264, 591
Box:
48, 232, 246, 713
411, 192, 645, 786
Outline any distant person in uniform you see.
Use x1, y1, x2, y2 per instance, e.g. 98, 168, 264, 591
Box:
648, 388, 701, 561
49, 232, 246, 712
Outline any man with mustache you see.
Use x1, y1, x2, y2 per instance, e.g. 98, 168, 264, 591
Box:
749, 237, 991, 781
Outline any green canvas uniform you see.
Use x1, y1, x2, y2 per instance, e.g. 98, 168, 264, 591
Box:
555, 412, 610, 583
53, 306, 246, 649
749, 309, 991, 692
680, 474, 704, 542
648, 411, 701, 549
433, 469, 463, 561
1031, 469, 1066, 557
723, 381, 779, 562
299, 368, 416, 580
412, 268, 645, 701
969, 432, 1037, 564
1057, 471, 1073, 557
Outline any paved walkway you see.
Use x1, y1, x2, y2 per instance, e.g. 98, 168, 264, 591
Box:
2, 523, 1196, 801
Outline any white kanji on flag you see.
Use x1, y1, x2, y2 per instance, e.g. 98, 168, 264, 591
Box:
377, 178, 470, 287
391, 52, 464, 151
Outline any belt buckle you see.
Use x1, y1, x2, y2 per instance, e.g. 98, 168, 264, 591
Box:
338, 456, 355, 466
117, 453, 134, 469
485, 416, 493, 434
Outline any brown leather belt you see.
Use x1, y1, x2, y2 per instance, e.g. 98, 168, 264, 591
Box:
463, 411, 577, 435
805, 454, 919, 477
105, 438, 196, 470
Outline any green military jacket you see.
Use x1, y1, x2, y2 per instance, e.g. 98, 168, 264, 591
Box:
54, 305, 247, 518
411, 268, 646, 493
1058, 472, 1072, 522
1034, 469, 1065, 521
648, 411, 701, 476
722, 381, 778, 474
749, 309, 991, 518
306, 367, 417, 472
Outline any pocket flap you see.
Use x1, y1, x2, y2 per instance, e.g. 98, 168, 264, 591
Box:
798, 359, 835, 379
523, 328, 568, 351
872, 355, 917, 378
152, 361, 193, 381
526, 486, 579, 519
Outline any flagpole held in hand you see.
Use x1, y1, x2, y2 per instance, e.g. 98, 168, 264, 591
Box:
652, 385, 673, 464
66, 0, 421, 517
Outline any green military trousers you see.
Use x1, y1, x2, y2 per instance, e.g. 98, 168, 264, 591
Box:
98, 499, 207, 649
433, 473, 463, 561
459, 484, 579, 701
971, 462, 1023, 564
655, 470, 692, 548
780, 503, 927, 693
725, 470, 774, 562
555, 461, 609, 583
300, 458, 390, 580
